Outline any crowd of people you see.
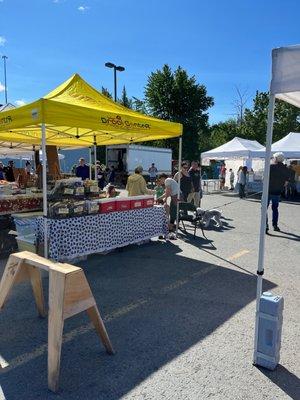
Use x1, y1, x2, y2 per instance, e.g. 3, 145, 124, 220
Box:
75, 157, 116, 190
73, 154, 298, 235
125, 161, 203, 232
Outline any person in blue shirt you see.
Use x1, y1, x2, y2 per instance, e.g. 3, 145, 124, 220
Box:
75, 158, 89, 180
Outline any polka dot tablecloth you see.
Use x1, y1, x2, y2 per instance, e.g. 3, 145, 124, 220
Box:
37, 206, 168, 261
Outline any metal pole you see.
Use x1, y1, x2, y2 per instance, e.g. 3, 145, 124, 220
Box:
94, 144, 97, 179
2, 55, 8, 104
113, 67, 117, 102
176, 136, 182, 236
41, 123, 48, 259
89, 147, 92, 179
253, 94, 275, 364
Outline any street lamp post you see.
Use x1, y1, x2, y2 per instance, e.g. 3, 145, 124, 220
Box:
2, 55, 8, 104
105, 62, 125, 101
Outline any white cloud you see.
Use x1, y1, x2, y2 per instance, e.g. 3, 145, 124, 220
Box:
0, 82, 5, 92
78, 5, 89, 12
15, 99, 26, 106
0, 36, 6, 46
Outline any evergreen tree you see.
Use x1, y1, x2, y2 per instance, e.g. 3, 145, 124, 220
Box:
101, 87, 112, 99
119, 86, 133, 108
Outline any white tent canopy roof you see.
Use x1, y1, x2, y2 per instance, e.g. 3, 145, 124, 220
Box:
201, 137, 265, 159
0, 147, 65, 160
260, 132, 300, 158
271, 45, 300, 107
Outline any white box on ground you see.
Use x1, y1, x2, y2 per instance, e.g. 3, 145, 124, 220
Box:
255, 291, 284, 370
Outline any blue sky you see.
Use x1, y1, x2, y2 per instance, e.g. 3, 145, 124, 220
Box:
0, 0, 299, 123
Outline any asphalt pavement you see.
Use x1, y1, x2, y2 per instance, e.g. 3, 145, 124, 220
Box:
0, 193, 299, 400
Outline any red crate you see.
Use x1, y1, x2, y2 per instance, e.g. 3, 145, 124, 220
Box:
115, 198, 131, 211
130, 197, 144, 209
143, 196, 154, 208
98, 199, 116, 213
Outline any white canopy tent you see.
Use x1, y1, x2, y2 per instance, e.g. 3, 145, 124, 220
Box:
254, 45, 300, 365
0, 148, 65, 161
201, 137, 265, 160
258, 131, 300, 158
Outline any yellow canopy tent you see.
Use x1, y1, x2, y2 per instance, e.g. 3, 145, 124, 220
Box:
0, 73, 182, 146
0, 74, 183, 256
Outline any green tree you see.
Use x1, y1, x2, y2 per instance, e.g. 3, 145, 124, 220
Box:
119, 86, 133, 109
144, 64, 214, 160
208, 119, 241, 150
244, 91, 300, 144
101, 87, 112, 99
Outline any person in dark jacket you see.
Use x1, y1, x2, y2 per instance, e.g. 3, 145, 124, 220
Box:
187, 161, 202, 206
266, 152, 290, 233
3, 160, 15, 182
75, 158, 89, 180
174, 162, 192, 202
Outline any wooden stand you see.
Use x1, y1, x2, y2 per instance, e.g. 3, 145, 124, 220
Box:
0, 251, 114, 392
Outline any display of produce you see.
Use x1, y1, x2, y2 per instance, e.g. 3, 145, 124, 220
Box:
0, 194, 43, 215
87, 199, 100, 214
48, 201, 71, 219
69, 200, 86, 217
49, 178, 84, 200
84, 180, 100, 197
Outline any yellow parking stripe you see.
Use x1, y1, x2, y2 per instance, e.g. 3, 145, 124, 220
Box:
227, 249, 250, 261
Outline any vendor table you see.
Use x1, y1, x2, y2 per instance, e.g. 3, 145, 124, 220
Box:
0, 194, 42, 215
37, 206, 168, 261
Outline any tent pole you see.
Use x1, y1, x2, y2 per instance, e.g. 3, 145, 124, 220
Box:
89, 147, 92, 179
176, 136, 182, 237
94, 144, 97, 179
253, 94, 275, 364
41, 123, 48, 259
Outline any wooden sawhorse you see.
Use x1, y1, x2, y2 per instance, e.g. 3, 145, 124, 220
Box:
0, 251, 114, 392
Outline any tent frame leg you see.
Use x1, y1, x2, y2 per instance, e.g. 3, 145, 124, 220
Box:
176, 136, 182, 237
253, 94, 275, 364
94, 145, 97, 178
41, 123, 48, 259
89, 147, 92, 180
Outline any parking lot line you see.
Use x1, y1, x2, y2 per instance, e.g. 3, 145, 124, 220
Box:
1, 265, 216, 372
227, 249, 250, 261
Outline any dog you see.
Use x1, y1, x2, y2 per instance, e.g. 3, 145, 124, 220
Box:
196, 207, 223, 228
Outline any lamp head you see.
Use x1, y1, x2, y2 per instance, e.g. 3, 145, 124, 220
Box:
105, 62, 115, 68
116, 66, 125, 72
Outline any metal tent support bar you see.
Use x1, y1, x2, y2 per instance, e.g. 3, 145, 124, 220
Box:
41, 123, 48, 259
176, 136, 182, 236
89, 147, 92, 179
253, 94, 275, 363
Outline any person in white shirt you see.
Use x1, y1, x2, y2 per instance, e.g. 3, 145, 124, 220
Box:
157, 173, 179, 231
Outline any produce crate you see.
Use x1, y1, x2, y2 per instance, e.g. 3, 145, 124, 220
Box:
115, 198, 131, 211
98, 199, 116, 213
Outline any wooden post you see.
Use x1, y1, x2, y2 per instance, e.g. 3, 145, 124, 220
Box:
0, 251, 114, 392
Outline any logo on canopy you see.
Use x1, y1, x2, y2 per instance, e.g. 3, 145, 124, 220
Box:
0, 116, 12, 126
100, 115, 150, 130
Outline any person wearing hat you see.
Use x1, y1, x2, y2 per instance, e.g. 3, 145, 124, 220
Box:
126, 165, 152, 197
266, 152, 290, 233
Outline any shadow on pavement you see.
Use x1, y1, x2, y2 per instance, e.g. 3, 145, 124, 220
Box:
267, 231, 300, 242
0, 240, 276, 400
258, 365, 300, 400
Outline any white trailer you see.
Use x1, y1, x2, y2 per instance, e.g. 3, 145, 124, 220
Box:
106, 144, 172, 175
